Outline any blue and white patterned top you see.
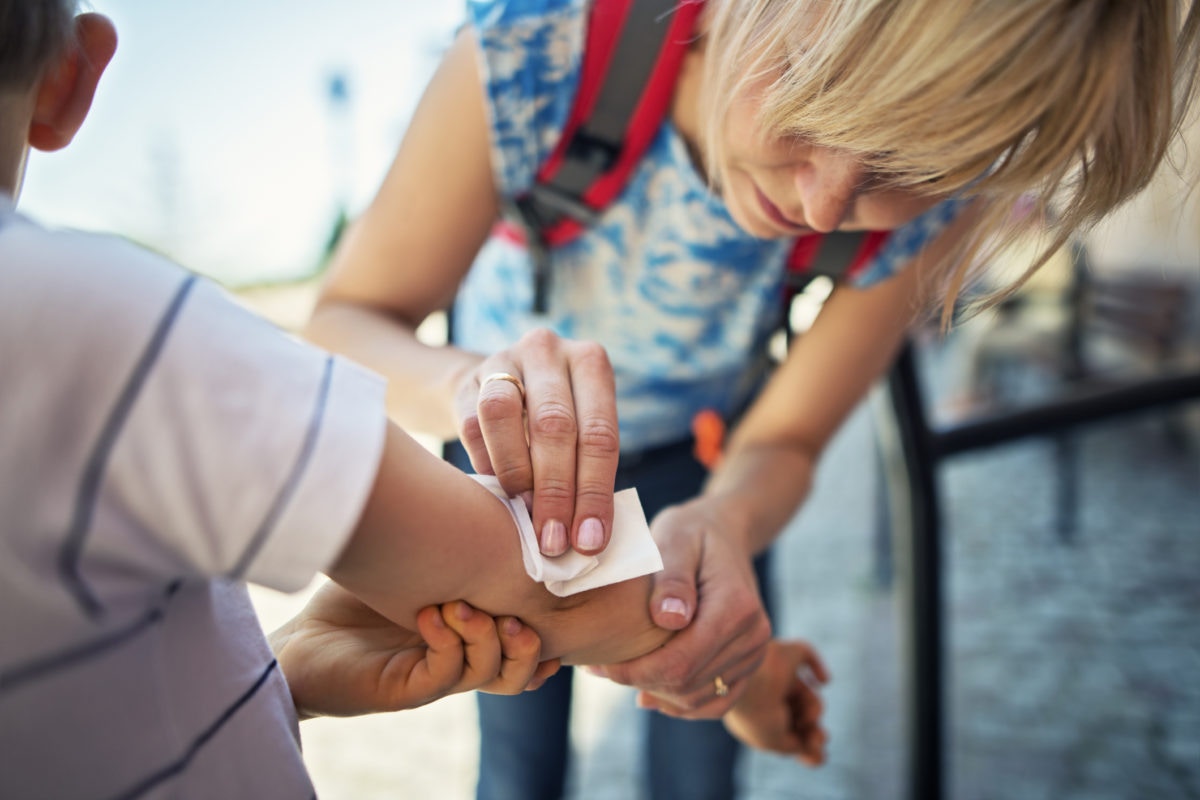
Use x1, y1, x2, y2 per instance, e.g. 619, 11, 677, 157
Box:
457, 0, 965, 452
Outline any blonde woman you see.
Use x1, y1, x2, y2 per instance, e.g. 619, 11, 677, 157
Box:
306, 1, 1200, 797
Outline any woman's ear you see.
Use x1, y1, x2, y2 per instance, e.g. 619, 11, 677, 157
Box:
28, 13, 117, 152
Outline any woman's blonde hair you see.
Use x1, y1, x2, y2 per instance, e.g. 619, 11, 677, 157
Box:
700, 0, 1200, 323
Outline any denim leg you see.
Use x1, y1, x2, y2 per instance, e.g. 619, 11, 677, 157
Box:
443, 442, 576, 800
618, 447, 778, 800
641, 550, 775, 800
645, 714, 740, 800
476, 667, 574, 800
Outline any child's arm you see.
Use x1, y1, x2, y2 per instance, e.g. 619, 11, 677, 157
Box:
635, 637, 831, 763
720, 640, 831, 766
327, 422, 673, 668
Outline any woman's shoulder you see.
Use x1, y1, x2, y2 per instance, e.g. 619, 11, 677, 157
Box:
467, 0, 585, 27
467, 0, 587, 80
467, 0, 589, 196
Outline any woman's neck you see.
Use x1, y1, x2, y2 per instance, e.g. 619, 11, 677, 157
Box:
670, 43, 710, 183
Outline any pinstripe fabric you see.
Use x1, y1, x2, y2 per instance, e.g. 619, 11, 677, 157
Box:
1, 203, 387, 798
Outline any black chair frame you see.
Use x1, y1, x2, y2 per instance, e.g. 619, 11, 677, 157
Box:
875, 339, 1200, 800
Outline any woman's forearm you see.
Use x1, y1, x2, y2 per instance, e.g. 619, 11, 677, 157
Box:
304, 301, 478, 439
704, 251, 932, 556
702, 439, 817, 556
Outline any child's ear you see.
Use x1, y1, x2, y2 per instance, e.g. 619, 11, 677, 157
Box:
28, 13, 117, 152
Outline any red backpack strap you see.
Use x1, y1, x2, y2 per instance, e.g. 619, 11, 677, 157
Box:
780, 231, 890, 341
498, 0, 705, 312
785, 230, 890, 287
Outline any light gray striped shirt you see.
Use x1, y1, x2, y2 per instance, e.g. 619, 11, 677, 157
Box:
0, 202, 387, 799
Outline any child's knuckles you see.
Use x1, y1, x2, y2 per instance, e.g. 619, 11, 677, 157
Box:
500, 629, 540, 657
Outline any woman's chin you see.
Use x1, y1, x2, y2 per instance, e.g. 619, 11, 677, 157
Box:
728, 207, 784, 240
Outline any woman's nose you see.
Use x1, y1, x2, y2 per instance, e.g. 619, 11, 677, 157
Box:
795, 147, 862, 232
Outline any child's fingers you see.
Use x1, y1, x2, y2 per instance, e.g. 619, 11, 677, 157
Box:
407, 605, 468, 701
789, 679, 825, 726
785, 671, 829, 767
439, 601, 503, 689
794, 640, 831, 685
526, 657, 562, 692
414, 604, 463, 655
478, 616, 542, 694
796, 725, 829, 766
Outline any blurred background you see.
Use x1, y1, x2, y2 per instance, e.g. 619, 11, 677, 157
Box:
21, 3, 1200, 799
22, 1, 460, 291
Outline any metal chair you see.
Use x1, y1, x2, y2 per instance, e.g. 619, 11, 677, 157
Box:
969, 244, 1196, 539
874, 332, 1200, 800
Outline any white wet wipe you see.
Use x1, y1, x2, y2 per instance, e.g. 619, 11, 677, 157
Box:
470, 474, 663, 597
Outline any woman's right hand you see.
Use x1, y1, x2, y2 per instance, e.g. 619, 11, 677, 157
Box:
453, 328, 621, 558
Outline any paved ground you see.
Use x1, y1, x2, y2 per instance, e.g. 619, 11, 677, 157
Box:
250, 322, 1200, 800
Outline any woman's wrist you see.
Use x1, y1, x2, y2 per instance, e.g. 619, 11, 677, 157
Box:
677, 491, 759, 559
702, 440, 816, 555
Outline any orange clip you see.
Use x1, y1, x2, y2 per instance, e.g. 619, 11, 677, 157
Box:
691, 409, 726, 470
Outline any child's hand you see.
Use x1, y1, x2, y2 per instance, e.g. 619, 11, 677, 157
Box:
721, 639, 830, 766
270, 581, 556, 720
438, 599, 561, 696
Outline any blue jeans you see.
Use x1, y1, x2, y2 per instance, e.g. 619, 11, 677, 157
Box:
446, 440, 776, 800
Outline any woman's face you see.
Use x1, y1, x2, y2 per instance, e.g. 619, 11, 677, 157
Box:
718, 83, 945, 238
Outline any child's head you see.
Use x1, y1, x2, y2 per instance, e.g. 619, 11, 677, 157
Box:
0, 0, 77, 90
0, 0, 115, 197
699, 0, 1200, 317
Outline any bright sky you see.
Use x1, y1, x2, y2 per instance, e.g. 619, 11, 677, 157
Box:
20, 1, 463, 286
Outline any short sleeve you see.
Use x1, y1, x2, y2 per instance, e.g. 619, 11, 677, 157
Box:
467, 0, 588, 197
850, 194, 971, 288
92, 276, 388, 594
0, 219, 387, 602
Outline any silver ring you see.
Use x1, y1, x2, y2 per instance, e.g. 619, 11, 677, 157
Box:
713, 676, 729, 698
481, 372, 526, 402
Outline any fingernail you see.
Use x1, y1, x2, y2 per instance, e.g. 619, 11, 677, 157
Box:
583, 666, 606, 678
456, 602, 473, 621
578, 517, 604, 551
541, 520, 567, 555
503, 617, 522, 636
660, 597, 689, 618
430, 611, 446, 628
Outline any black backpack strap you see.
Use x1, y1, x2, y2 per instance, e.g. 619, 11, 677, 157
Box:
785, 230, 889, 292
501, 0, 703, 312
515, 0, 683, 229
781, 230, 891, 346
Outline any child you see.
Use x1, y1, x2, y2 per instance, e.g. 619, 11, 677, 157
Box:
0, 4, 828, 798
305, 0, 1200, 797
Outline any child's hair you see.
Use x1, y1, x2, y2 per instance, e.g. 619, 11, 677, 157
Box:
700, 0, 1200, 323
0, 0, 77, 90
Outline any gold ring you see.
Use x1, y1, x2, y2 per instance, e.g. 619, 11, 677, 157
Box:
481, 372, 526, 402
713, 676, 729, 698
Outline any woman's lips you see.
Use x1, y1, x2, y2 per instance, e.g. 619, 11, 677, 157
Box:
754, 185, 810, 233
